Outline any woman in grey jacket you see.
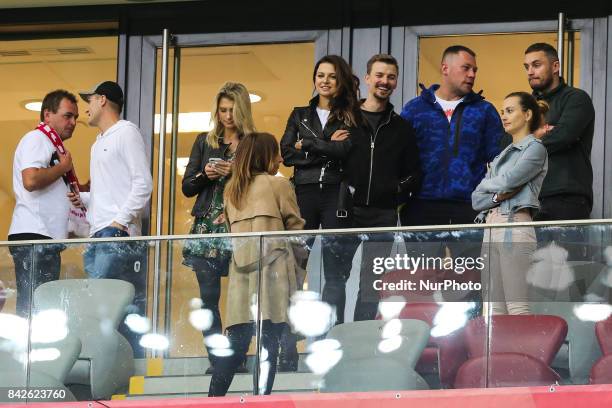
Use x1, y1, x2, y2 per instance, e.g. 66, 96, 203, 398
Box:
472, 92, 548, 315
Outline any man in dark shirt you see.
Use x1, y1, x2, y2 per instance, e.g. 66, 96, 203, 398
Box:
344, 54, 421, 320
524, 42, 594, 221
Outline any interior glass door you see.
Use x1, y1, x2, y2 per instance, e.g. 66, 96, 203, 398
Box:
151, 41, 315, 357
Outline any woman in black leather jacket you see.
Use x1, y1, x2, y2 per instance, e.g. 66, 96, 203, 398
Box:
182, 82, 255, 373
280, 55, 363, 367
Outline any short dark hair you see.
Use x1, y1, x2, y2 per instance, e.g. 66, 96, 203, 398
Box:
525, 42, 559, 62
366, 54, 399, 74
442, 45, 476, 62
40, 89, 77, 122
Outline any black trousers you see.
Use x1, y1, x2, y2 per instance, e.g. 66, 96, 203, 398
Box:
399, 198, 482, 257
208, 321, 285, 397
192, 257, 226, 366
350, 206, 397, 321
534, 194, 592, 261
8, 233, 62, 317
534, 194, 592, 221
400, 198, 478, 226
295, 183, 353, 324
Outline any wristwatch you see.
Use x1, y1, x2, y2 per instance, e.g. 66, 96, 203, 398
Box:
492, 193, 499, 203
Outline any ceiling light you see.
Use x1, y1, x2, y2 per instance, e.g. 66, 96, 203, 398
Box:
154, 112, 212, 134
24, 101, 42, 112
249, 93, 262, 103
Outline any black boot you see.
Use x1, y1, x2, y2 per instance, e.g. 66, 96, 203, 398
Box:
278, 327, 298, 372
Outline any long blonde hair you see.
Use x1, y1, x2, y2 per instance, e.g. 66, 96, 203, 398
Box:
206, 82, 256, 148
224, 132, 279, 210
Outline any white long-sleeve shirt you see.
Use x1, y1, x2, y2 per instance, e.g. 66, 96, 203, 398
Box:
82, 120, 153, 237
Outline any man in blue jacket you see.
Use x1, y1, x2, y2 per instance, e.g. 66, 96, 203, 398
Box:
400, 45, 504, 227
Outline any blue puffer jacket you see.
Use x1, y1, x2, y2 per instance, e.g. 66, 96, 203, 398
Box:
400, 84, 504, 202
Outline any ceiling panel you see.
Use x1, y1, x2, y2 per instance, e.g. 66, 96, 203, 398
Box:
0, 0, 196, 9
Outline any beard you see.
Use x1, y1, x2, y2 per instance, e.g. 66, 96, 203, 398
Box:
373, 90, 391, 101
529, 75, 553, 91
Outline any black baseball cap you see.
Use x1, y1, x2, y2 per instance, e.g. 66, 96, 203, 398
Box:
79, 81, 124, 108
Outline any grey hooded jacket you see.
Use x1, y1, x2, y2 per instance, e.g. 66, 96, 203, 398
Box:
472, 134, 548, 222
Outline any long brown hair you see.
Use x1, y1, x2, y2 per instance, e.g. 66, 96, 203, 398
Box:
224, 132, 279, 210
207, 82, 256, 148
313, 55, 362, 127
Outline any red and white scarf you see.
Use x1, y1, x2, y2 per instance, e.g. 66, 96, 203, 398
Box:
36, 122, 86, 216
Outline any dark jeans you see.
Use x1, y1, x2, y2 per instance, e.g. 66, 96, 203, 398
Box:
350, 206, 397, 321
192, 257, 226, 366
84, 226, 148, 357
534, 194, 592, 261
295, 183, 353, 324
209, 321, 285, 397
8, 233, 62, 318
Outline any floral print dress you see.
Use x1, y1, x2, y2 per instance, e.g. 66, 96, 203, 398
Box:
182, 151, 235, 271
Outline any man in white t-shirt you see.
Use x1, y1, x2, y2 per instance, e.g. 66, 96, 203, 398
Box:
8, 89, 79, 316
70, 80, 152, 355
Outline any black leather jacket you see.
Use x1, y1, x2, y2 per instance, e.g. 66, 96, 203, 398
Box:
344, 102, 422, 209
280, 96, 353, 185
182, 133, 232, 217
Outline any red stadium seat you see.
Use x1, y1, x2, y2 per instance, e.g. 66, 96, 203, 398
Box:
454, 352, 560, 388
397, 303, 468, 388
454, 315, 567, 388
378, 270, 470, 388
595, 315, 612, 355
589, 316, 612, 384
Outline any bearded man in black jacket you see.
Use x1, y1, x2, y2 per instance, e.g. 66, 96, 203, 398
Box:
524, 42, 594, 221
344, 54, 422, 320
524, 42, 595, 268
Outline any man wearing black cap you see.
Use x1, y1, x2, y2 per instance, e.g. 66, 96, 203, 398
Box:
69, 80, 152, 355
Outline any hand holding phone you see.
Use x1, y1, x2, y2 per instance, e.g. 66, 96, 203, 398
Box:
213, 159, 232, 177
204, 158, 222, 180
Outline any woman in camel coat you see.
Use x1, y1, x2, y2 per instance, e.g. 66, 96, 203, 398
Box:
209, 132, 305, 397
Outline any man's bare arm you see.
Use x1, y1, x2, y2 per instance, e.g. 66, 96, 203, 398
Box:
22, 151, 72, 192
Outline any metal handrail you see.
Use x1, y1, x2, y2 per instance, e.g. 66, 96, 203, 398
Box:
2, 218, 612, 247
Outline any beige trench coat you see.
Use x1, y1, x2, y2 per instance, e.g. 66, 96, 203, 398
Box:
224, 174, 305, 328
